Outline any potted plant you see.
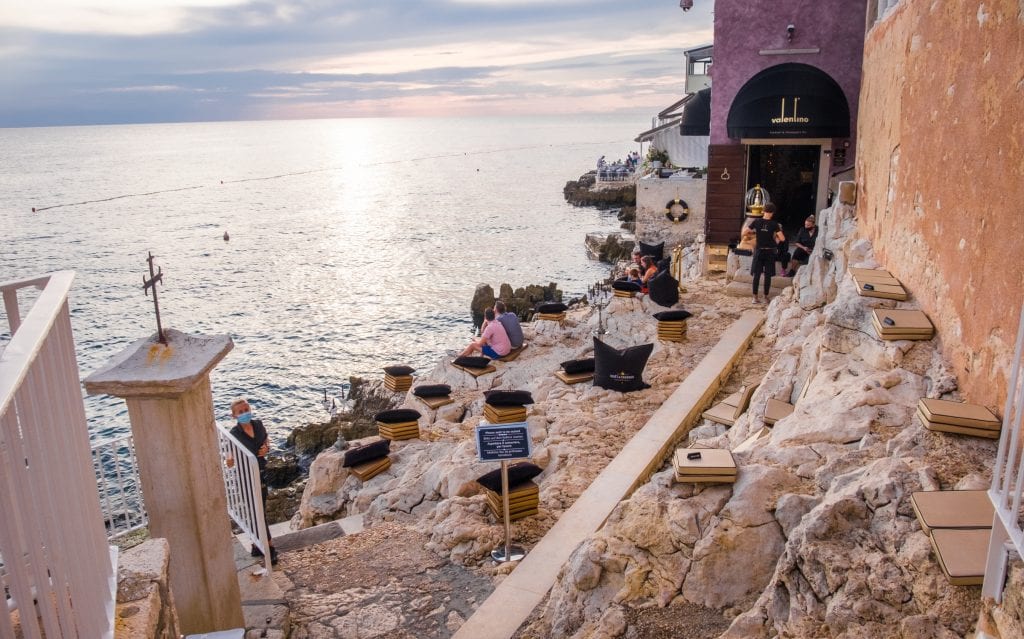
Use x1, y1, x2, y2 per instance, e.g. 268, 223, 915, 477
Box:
646, 147, 670, 169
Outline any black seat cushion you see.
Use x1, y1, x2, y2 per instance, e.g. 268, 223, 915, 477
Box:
383, 365, 415, 376
593, 338, 653, 392
611, 280, 642, 292
536, 302, 568, 314
647, 271, 680, 307
476, 461, 543, 494
653, 309, 693, 321
374, 408, 422, 424
483, 389, 535, 406
342, 438, 391, 468
560, 358, 596, 375
639, 240, 665, 261
453, 355, 491, 369
412, 384, 451, 398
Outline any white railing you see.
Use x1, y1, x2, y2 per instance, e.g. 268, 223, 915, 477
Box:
92, 434, 148, 540
0, 272, 116, 639
217, 423, 272, 572
596, 166, 636, 182
984, 303, 1024, 600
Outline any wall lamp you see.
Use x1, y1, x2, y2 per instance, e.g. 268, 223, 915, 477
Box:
787, 24, 795, 41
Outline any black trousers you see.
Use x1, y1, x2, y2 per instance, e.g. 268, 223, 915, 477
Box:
751, 249, 776, 296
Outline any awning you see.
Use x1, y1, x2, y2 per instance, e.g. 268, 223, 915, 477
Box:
727, 63, 849, 139
679, 87, 711, 136
635, 117, 683, 143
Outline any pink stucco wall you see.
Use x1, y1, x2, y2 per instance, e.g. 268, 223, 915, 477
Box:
710, 0, 867, 161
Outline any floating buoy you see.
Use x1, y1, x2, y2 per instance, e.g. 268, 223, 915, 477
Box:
31, 207, 36, 212
223, 231, 230, 242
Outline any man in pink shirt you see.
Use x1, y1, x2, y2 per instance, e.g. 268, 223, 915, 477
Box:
459, 308, 512, 359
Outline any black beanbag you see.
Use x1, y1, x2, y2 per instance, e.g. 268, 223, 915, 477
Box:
653, 310, 693, 322
483, 390, 535, 406
412, 384, 451, 398
612, 280, 642, 292
560, 358, 596, 375
647, 270, 680, 307
374, 408, 422, 424
593, 337, 654, 392
536, 302, 568, 314
342, 438, 391, 467
453, 356, 491, 369
639, 240, 664, 261
476, 461, 543, 494
383, 365, 415, 376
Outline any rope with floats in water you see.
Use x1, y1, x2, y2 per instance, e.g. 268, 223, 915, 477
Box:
27, 139, 628, 213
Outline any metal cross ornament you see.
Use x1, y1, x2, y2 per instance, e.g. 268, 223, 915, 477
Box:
142, 251, 167, 344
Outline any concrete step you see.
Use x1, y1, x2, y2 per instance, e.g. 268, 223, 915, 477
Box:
730, 272, 793, 287
725, 280, 786, 298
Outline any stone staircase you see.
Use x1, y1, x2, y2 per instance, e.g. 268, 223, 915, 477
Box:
233, 515, 365, 637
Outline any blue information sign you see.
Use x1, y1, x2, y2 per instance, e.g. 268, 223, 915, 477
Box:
475, 422, 532, 462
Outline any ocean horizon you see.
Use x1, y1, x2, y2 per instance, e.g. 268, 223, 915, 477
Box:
1, 114, 643, 442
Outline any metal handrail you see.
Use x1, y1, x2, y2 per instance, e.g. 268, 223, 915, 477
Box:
216, 423, 272, 572
984, 303, 1024, 600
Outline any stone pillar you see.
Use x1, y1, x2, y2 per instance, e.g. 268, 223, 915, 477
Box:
85, 328, 243, 635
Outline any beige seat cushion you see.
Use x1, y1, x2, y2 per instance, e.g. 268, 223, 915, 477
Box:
702, 402, 739, 426
910, 490, 994, 532
930, 528, 990, 585
919, 398, 1000, 429
418, 395, 454, 410
453, 363, 497, 377
554, 370, 594, 385
673, 448, 736, 475
351, 456, 392, 481
764, 398, 795, 425
919, 410, 1001, 439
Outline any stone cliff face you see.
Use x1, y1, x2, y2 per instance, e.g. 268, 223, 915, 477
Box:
524, 198, 996, 638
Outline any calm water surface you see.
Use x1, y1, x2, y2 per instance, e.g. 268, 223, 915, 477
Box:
1, 115, 641, 441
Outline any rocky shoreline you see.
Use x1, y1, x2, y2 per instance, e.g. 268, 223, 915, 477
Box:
263, 170, 631, 524
271, 191, 1004, 638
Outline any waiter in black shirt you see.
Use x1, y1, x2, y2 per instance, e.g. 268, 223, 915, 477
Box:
228, 398, 279, 565
742, 203, 786, 304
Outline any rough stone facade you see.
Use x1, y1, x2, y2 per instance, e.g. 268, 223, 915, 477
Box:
634, 174, 708, 251
855, 0, 1024, 411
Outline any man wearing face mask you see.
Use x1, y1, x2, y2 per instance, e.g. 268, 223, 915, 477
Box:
229, 398, 278, 565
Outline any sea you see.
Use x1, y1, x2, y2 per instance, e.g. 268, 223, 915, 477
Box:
1, 114, 642, 443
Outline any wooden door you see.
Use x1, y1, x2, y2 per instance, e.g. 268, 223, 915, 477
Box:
705, 144, 747, 244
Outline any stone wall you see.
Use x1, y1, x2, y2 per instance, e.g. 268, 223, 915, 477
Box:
116, 539, 181, 639
635, 175, 708, 272
856, 0, 1024, 412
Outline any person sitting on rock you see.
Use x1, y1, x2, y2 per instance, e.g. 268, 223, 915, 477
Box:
493, 300, 524, 350
786, 214, 818, 277
460, 308, 512, 359
640, 256, 658, 294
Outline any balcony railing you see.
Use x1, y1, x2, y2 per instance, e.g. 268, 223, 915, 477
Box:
1, 272, 116, 639
984, 303, 1024, 601
92, 434, 148, 540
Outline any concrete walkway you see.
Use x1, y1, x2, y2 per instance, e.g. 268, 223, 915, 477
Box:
452, 310, 763, 639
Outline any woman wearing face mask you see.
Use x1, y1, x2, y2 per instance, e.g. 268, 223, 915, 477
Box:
229, 398, 278, 565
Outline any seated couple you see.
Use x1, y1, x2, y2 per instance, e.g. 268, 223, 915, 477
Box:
459, 300, 525, 359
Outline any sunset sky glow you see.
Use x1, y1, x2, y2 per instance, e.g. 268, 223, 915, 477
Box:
0, 0, 713, 127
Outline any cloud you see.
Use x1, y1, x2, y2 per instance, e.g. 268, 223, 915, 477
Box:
0, 0, 714, 126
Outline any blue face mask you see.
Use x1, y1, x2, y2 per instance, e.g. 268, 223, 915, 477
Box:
236, 411, 252, 424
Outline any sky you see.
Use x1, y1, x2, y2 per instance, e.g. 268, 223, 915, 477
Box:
0, 0, 714, 127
